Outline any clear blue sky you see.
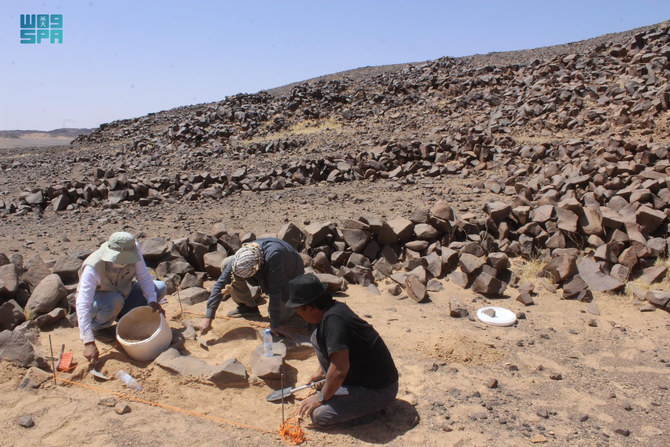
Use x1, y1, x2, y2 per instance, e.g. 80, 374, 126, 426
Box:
1, 1, 669, 131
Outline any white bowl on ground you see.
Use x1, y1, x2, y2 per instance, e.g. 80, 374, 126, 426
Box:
116, 306, 172, 362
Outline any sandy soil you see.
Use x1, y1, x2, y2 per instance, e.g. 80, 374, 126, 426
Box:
2, 273, 669, 446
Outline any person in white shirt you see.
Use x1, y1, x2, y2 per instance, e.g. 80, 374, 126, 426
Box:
75, 232, 166, 363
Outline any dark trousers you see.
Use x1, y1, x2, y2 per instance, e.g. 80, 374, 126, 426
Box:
309, 331, 398, 428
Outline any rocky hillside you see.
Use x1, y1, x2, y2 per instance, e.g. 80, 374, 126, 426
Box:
1, 21, 670, 321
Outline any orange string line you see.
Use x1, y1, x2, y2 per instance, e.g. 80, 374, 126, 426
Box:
54, 374, 275, 435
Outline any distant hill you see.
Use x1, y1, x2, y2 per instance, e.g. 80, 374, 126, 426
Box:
0, 128, 93, 139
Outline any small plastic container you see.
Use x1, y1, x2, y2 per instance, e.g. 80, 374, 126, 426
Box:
117, 369, 141, 390
263, 329, 273, 357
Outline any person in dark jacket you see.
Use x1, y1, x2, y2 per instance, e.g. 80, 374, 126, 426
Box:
287, 274, 399, 428
201, 238, 304, 338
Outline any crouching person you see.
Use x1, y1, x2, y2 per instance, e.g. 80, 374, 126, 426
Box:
75, 232, 166, 363
287, 274, 399, 428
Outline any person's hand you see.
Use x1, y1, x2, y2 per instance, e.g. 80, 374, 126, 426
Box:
270, 326, 293, 340
221, 284, 232, 301
200, 318, 213, 336
83, 342, 99, 363
148, 301, 165, 314
299, 394, 322, 420
307, 369, 325, 386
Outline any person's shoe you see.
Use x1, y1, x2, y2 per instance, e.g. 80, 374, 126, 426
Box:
227, 304, 261, 318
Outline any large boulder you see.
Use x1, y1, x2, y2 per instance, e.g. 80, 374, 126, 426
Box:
52, 255, 83, 284
314, 273, 347, 292
341, 228, 371, 253
0, 264, 19, 298
0, 300, 26, 331
387, 217, 414, 242
542, 253, 578, 283
0, 328, 49, 368
405, 275, 427, 303
140, 237, 169, 261
471, 272, 507, 296
277, 223, 305, 250
249, 342, 287, 381
25, 274, 67, 317
203, 251, 227, 278
24, 256, 51, 292
577, 258, 625, 293
304, 222, 332, 248
459, 253, 485, 275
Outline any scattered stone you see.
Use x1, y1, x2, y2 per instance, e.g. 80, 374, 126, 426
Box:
17, 415, 34, 428
115, 402, 131, 415
178, 287, 209, 305
98, 397, 117, 407
405, 275, 427, 303
449, 298, 468, 318
374, 278, 395, 296
486, 378, 498, 389
586, 303, 600, 315
516, 291, 534, 306
426, 278, 443, 292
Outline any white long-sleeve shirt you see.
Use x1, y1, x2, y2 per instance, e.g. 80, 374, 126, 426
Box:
76, 242, 156, 343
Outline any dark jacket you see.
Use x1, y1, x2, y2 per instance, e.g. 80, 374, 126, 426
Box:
205, 238, 304, 327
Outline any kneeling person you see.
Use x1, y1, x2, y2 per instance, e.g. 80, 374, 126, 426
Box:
75, 232, 166, 363
287, 274, 399, 428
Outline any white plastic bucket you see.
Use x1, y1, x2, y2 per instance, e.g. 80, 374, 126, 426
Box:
116, 306, 172, 362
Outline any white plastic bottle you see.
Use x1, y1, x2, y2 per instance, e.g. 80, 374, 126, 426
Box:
263, 329, 273, 357
116, 369, 142, 390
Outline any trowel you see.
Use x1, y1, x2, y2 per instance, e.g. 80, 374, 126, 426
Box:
90, 360, 109, 381
266, 379, 326, 402
197, 334, 209, 350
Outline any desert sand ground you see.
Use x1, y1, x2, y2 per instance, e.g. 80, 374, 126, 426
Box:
2, 271, 669, 446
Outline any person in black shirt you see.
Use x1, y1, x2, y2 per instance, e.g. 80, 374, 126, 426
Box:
286, 274, 399, 428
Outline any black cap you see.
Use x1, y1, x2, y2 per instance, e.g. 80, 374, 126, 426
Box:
286, 274, 331, 308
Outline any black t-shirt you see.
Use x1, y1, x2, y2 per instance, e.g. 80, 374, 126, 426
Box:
316, 301, 398, 389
